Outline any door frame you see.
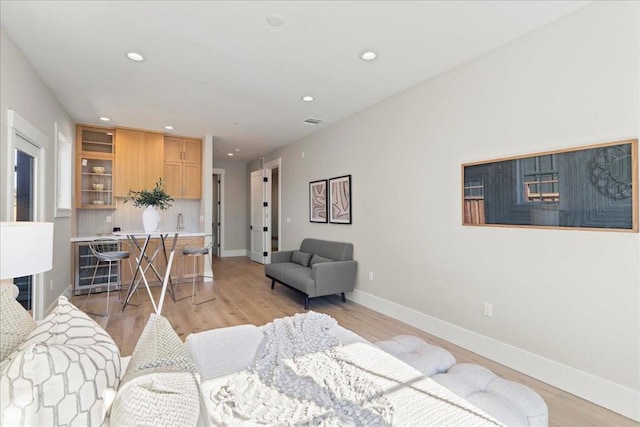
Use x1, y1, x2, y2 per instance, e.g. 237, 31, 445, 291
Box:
264, 158, 281, 253
212, 168, 225, 258
6, 110, 49, 319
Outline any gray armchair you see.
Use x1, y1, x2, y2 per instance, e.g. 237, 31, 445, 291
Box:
265, 238, 357, 309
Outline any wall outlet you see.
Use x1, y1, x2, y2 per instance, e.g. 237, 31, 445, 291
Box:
368, 271, 374, 281
49, 280, 53, 291
286, 217, 291, 223
105, 215, 112, 223
301, 152, 305, 159
483, 302, 493, 317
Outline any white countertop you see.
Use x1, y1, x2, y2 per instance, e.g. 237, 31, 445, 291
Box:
70, 231, 204, 242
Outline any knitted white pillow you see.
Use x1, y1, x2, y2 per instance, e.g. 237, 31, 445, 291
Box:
0, 285, 36, 362
110, 314, 200, 426
0, 296, 121, 426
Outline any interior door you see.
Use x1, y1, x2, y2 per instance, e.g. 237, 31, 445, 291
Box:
250, 169, 271, 264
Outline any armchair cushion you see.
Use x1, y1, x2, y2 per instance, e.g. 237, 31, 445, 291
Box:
291, 250, 312, 267
310, 254, 333, 266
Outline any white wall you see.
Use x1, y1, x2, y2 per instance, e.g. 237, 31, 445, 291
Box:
0, 28, 75, 314
251, 2, 639, 419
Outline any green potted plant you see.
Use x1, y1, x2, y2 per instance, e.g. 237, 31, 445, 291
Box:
126, 178, 174, 232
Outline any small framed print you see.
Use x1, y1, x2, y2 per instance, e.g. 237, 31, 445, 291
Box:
329, 175, 352, 224
309, 179, 328, 223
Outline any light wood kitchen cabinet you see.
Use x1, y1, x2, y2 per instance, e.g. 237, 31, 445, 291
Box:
114, 128, 164, 197
75, 125, 116, 209
163, 136, 202, 199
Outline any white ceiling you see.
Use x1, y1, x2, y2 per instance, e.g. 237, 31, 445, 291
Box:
1, 1, 590, 162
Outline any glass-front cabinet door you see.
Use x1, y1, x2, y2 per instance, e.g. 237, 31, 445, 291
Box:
76, 126, 116, 209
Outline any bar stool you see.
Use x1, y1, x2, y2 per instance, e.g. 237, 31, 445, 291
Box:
177, 238, 217, 305
84, 238, 133, 317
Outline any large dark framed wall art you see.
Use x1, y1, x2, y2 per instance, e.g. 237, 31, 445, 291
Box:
309, 179, 328, 223
329, 175, 352, 224
462, 139, 638, 232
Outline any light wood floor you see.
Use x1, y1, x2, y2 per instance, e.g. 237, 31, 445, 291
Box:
71, 256, 637, 427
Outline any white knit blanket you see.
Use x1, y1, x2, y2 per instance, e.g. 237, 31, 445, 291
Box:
207, 312, 394, 426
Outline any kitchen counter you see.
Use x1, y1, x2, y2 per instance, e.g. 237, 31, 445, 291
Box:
70, 231, 204, 242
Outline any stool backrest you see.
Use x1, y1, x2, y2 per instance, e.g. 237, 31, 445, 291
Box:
89, 239, 122, 261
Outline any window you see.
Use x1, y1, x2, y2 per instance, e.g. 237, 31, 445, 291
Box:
520, 155, 559, 202
464, 180, 484, 200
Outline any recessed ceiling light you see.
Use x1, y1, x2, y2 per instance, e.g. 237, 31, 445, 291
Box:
234, 149, 240, 152
98, 116, 111, 122
164, 125, 174, 130
126, 52, 145, 62
266, 14, 285, 27
227, 153, 234, 157
360, 51, 377, 61
302, 95, 314, 102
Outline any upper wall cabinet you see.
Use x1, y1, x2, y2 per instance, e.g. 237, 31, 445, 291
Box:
114, 128, 164, 197
163, 136, 202, 199
75, 125, 115, 209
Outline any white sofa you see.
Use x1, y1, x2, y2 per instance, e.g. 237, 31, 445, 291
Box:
1, 289, 547, 426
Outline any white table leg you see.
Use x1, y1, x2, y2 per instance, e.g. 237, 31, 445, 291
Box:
157, 249, 175, 314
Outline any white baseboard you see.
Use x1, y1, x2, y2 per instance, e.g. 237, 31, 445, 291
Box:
221, 249, 248, 257
348, 289, 640, 422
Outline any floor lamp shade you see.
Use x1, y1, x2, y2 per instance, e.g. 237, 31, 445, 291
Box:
0, 222, 54, 280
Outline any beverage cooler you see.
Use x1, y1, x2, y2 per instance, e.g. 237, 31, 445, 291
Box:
73, 241, 122, 295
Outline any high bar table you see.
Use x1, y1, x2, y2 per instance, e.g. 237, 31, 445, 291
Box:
116, 230, 180, 313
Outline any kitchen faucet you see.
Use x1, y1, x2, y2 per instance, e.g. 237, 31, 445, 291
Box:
177, 213, 184, 231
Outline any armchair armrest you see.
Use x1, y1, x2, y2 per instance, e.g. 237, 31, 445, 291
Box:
271, 250, 293, 264
311, 260, 357, 297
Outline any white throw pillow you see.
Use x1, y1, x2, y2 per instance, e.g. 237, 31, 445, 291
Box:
0, 285, 36, 362
110, 314, 200, 427
0, 296, 121, 426
19, 295, 117, 349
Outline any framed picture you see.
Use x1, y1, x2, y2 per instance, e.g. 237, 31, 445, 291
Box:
329, 175, 352, 224
462, 139, 638, 232
309, 179, 328, 223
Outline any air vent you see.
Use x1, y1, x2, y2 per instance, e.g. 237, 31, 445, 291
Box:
303, 117, 324, 125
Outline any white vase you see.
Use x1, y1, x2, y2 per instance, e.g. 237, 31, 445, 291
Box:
142, 206, 160, 232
